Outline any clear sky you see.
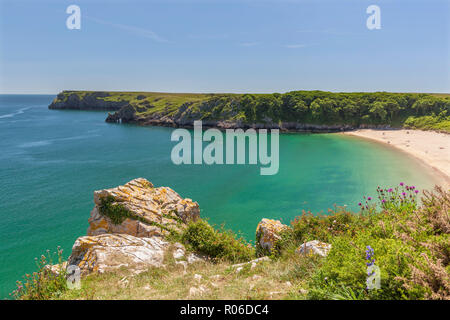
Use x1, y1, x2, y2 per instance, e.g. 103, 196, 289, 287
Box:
0, 0, 448, 94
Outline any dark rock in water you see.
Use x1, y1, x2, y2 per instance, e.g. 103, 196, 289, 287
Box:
105, 112, 120, 123
105, 104, 137, 123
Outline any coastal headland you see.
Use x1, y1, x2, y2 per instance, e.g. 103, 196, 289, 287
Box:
49, 90, 450, 132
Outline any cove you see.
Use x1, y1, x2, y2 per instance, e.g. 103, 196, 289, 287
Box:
0, 95, 437, 298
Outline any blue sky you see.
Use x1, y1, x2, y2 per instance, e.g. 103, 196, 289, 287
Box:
0, 0, 448, 94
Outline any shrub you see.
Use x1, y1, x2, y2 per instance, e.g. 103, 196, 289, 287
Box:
394, 187, 450, 299
181, 219, 255, 263
99, 195, 135, 225
305, 185, 450, 300
291, 208, 371, 244
11, 247, 67, 300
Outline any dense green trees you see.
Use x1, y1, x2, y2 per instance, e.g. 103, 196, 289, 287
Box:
226, 91, 450, 128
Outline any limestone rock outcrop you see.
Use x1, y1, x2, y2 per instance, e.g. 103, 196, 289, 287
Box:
87, 178, 199, 238
67, 234, 170, 274
63, 178, 201, 275
255, 219, 290, 254
296, 240, 331, 257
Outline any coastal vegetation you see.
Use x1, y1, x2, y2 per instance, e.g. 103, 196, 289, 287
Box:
49, 90, 450, 132
11, 247, 67, 300
181, 219, 254, 263
12, 184, 449, 300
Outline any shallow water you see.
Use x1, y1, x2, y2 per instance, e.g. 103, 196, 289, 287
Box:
0, 94, 437, 298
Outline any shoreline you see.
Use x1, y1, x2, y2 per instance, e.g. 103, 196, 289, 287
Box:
343, 129, 450, 189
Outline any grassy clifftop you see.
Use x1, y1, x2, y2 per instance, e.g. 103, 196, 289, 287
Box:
49, 90, 450, 132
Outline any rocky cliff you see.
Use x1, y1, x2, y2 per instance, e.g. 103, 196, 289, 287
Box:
49, 90, 450, 133
49, 90, 396, 132
64, 178, 202, 275
49, 91, 129, 111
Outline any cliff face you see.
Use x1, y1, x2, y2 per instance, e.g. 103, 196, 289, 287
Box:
48, 91, 129, 111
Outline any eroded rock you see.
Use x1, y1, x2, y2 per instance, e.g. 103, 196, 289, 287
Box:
87, 178, 199, 238
172, 243, 186, 260
187, 252, 207, 264
67, 233, 170, 274
255, 219, 290, 254
296, 240, 331, 257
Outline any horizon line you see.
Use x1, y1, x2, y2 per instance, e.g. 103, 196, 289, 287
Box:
1, 90, 450, 96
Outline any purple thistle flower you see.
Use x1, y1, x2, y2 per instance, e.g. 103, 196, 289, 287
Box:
400, 182, 404, 186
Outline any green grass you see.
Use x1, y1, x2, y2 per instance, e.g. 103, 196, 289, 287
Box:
54, 246, 313, 300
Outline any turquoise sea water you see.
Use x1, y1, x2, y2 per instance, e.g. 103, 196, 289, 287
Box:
0, 95, 437, 298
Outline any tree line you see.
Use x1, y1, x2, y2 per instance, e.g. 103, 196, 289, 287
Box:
213, 91, 450, 126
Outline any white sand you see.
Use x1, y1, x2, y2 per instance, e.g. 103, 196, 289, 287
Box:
343, 129, 450, 189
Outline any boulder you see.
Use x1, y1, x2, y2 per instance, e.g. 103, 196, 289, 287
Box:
255, 219, 290, 254
67, 233, 170, 274
187, 252, 208, 264
296, 240, 331, 257
87, 178, 199, 238
172, 243, 186, 260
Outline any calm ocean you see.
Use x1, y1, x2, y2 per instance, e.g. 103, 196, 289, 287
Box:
0, 94, 436, 298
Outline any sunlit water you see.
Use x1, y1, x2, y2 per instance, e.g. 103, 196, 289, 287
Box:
0, 95, 437, 298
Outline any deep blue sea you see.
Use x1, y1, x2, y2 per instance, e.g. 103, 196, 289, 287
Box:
0, 94, 437, 298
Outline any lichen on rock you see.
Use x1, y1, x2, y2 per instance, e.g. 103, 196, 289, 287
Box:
63, 178, 202, 275
67, 233, 170, 274
255, 218, 290, 255
87, 178, 200, 238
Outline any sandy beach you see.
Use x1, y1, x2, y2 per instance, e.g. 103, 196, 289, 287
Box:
344, 129, 450, 189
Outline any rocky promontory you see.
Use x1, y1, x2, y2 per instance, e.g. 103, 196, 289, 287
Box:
63, 178, 202, 275
49, 91, 129, 111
